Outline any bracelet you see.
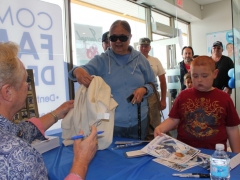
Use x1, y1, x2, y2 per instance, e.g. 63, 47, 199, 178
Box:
50, 111, 58, 123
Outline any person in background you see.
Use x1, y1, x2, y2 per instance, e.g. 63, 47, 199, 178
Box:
0, 41, 98, 180
179, 46, 194, 90
193, 55, 199, 60
69, 20, 156, 140
139, 37, 167, 110
226, 43, 233, 60
183, 72, 192, 89
102, 31, 110, 51
154, 56, 240, 153
211, 41, 234, 94
170, 46, 194, 99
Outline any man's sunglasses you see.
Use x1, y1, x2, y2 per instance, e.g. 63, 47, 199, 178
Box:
109, 35, 129, 42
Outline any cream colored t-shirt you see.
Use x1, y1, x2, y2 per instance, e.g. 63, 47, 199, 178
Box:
147, 55, 166, 77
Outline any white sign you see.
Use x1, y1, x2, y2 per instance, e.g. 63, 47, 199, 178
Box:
74, 23, 103, 66
0, 0, 66, 133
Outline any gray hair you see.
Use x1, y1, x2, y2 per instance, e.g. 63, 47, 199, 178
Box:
0, 41, 24, 89
109, 20, 131, 34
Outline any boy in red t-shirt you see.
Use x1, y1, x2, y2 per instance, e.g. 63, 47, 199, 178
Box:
154, 56, 240, 153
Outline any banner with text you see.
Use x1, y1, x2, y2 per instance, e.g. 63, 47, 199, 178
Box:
0, 0, 67, 133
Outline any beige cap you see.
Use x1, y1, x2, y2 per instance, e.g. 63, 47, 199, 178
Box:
139, 37, 151, 45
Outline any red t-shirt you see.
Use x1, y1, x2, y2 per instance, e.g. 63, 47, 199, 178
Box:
184, 63, 190, 72
169, 88, 240, 150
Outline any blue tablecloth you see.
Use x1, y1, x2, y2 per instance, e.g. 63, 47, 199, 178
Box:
42, 133, 240, 180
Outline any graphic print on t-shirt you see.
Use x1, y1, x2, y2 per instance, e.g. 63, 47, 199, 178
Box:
181, 98, 224, 139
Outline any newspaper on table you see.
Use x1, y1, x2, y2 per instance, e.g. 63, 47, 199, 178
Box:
153, 153, 210, 172
198, 153, 211, 169
141, 133, 200, 164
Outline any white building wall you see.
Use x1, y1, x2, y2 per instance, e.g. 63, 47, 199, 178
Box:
191, 0, 232, 55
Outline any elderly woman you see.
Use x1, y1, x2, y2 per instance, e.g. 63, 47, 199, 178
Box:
0, 42, 97, 180
69, 20, 156, 140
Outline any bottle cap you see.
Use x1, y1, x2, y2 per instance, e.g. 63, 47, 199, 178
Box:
216, 143, 224, 150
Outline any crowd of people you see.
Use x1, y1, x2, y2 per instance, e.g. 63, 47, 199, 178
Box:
0, 19, 240, 179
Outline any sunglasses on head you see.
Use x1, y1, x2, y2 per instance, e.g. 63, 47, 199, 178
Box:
109, 35, 129, 42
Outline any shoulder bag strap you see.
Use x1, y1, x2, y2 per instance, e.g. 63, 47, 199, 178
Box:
148, 82, 161, 110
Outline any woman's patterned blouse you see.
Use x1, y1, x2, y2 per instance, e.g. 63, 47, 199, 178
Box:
0, 115, 48, 180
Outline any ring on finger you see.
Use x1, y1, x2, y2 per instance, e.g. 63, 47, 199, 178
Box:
132, 99, 136, 104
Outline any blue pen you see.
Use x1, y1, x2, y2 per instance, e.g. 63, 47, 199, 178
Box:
70, 131, 104, 140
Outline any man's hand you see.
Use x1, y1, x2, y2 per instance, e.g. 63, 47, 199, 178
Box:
223, 87, 232, 95
160, 99, 166, 110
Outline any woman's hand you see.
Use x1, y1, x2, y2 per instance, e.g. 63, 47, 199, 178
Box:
73, 68, 93, 88
38, 100, 74, 131
132, 87, 146, 104
73, 126, 98, 166
69, 126, 98, 179
54, 100, 74, 119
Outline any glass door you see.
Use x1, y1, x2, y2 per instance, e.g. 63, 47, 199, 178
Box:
151, 34, 181, 123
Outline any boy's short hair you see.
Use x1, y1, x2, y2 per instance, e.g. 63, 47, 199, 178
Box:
191, 56, 216, 72
184, 72, 191, 80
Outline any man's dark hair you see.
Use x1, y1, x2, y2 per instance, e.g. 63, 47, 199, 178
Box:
102, 31, 109, 42
181, 46, 194, 56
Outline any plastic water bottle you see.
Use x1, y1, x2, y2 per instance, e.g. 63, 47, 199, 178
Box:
210, 144, 230, 180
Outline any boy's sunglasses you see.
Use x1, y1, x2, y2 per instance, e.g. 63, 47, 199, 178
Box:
109, 35, 129, 42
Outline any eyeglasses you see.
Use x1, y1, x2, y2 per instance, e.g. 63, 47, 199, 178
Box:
109, 35, 129, 42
